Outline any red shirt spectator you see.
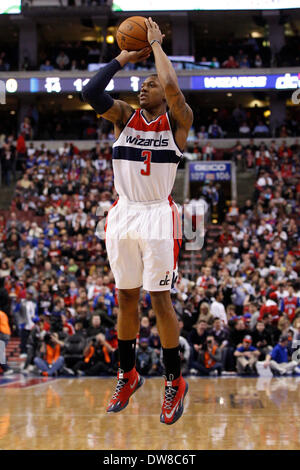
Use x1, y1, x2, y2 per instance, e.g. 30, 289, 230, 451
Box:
222, 56, 239, 68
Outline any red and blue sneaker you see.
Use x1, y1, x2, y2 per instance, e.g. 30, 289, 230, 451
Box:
160, 374, 188, 425
106, 367, 145, 413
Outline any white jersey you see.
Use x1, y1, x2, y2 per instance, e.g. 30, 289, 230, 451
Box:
112, 109, 182, 202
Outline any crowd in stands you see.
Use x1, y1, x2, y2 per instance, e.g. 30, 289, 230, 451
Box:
2, 32, 300, 72
0, 133, 299, 378
2, 101, 298, 143
192, 106, 300, 141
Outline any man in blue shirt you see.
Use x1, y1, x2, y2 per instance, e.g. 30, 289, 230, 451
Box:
264, 334, 300, 376
234, 335, 260, 375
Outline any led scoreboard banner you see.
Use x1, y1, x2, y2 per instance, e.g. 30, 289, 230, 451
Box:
112, 0, 300, 10
1, 72, 300, 94
0, 0, 21, 14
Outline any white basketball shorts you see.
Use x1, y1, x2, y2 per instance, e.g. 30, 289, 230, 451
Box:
105, 196, 182, 291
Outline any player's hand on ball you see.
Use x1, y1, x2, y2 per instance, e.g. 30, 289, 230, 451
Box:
145, 17, 165, 45
119, 47, 151, 65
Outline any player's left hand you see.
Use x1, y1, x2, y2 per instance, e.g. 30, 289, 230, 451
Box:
145, 17, 165, 45
118, 47, 152, 65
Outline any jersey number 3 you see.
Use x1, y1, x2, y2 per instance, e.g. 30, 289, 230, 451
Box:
141, 150, 152, 176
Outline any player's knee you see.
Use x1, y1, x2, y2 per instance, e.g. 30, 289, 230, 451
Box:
118, 288, 140, 303
149, 291, 171, 314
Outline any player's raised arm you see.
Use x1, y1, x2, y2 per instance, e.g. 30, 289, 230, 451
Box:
82, 48, 151, 130
145, 17, 193, 133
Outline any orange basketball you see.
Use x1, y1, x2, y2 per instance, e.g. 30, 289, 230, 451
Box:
116, 16, 149, 51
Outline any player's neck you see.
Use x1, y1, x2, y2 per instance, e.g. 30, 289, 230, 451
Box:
141, 105, 166, 122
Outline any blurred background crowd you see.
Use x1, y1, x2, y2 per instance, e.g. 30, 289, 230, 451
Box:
0, 134, 299, 377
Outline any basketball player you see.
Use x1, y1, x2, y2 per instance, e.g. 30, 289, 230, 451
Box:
82, 18, 193, 425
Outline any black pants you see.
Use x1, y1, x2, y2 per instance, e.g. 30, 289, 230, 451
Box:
73, 360, 111, 376
24, 345, 35, 368
20, 329, 31, 354
191, 361, 222, 376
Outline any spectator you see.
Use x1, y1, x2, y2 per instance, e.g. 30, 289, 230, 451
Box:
239, 122, 251, 138
86, 314, 105, 337
0, 277, 10, 316
222, 55, 239, 68
136, 337, 161, 376
239, 56, 250, 68
253, 121, 270, 137
208, 119, 224, 138
196, 267, 217, 288
254, 54, 263, 67
234, 335, 260, 375
210, 57, 220, 68
17, 287, 37, 358
0, 309, 13, 375
198, 302, 214, 325
190, 335, 222, 376
70, 59, 79, 71
34, 332, 65, 376
208, 317, 229, 349
1, 139, 15, 186
40, 59, 54, 71
20, 117, 33, 141
210, 290, 228, 325
189, 319, 208, 360
251, 320, 273, 360
202, 141, 216, 161
280, 286, 300, 323
226, 318, 250, 370
22, 317, 45, 374
148, 325, 161, 360
56, 51, 70, 70
264, 334, 300, 376
74, 333, 115, 376
139, 316, 151, 338
63, 319, 86, 371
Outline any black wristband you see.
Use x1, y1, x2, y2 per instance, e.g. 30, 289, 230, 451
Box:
150, 39, 161, 47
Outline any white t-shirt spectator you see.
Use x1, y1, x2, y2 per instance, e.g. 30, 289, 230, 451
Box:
210, 300, 228, 325
257, 176, 273, 188
257, 221, 273, 236
239, 123, 251, 135
223, 246, 239, 256
257, 266, 270, 278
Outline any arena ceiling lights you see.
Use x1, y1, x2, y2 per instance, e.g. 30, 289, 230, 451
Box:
112, 0, 300, 11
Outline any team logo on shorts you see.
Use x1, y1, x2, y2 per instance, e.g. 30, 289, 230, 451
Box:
159, 271, 170, 286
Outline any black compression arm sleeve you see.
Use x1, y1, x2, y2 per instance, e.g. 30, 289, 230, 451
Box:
81, 59, 122, 114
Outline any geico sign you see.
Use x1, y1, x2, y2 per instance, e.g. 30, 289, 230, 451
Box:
275, 73, 300, 90
193, 164, 227, 171
204, 76, 267, 89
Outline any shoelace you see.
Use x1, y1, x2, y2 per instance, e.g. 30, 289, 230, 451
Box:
163, 386, 178, 410
112, 377, 127, 400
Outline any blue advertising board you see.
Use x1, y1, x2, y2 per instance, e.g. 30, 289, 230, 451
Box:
189, 162, 232, 182
1, 72, 299, 94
